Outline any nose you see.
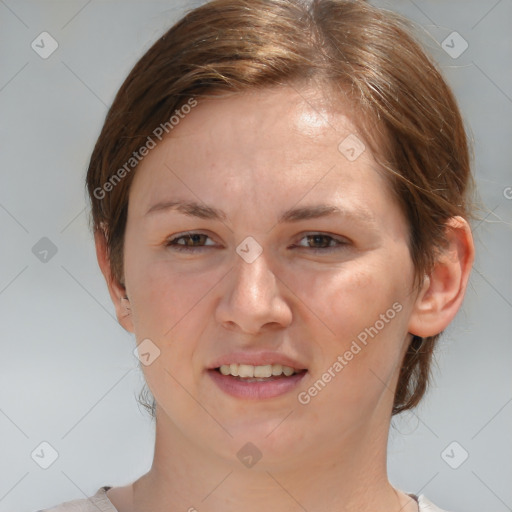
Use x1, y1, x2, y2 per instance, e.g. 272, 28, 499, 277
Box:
215, 248, 292, 335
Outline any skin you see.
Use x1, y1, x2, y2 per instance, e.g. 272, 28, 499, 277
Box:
96, 85, 474, 512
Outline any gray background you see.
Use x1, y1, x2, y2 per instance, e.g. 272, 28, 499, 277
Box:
0, 1, 511, 511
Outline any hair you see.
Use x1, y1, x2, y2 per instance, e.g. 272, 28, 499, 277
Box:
86, 0, 476, 419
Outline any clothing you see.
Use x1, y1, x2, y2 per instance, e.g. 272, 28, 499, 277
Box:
37, 486, 452, 511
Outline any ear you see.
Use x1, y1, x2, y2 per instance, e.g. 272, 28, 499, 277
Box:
407, 216, 475, 338
94, 227, 134, 333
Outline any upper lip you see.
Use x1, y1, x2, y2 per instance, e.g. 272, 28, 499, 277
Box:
208, 351, 307, 370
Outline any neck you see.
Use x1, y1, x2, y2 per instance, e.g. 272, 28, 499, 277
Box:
130, 409, 418, 512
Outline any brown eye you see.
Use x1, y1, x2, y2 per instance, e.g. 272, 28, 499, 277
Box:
166, 232, 215, 251
295, 233, 349, 252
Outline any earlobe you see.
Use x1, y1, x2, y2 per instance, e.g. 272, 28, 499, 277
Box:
94, 228, 135, 333
407, 216, 475, 338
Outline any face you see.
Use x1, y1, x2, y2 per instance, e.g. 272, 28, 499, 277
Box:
120, 86, 421, 468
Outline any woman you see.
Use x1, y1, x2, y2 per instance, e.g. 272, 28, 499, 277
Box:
41, 0, 475, 510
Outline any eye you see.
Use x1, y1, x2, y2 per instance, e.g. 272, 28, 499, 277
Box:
165, 231, 350, 253
165, 232, 216, 252
294, 233, 350, 252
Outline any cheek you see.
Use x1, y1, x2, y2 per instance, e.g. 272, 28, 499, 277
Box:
125, 253, 229, 386
126, 248, 216, 338
299, 260, 406, 345
124, 255, 219, 416
295, 255, 413, 406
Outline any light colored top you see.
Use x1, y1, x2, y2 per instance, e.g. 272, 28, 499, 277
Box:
37, 486, 453, 511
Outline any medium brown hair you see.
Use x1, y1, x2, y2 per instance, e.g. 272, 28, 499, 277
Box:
86, 0, 475, 418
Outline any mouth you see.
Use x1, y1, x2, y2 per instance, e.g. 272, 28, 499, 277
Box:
208, 362, 308, 399
217, 363, 305, 379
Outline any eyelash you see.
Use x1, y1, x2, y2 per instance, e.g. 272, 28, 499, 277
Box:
165, 231, 349, 253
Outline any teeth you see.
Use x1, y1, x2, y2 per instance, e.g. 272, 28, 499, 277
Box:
238, 364, 254, 378
254, 365, 272, 378
271, 364, 283, 376
282, 366, 294, 376
218, 363, 299, 378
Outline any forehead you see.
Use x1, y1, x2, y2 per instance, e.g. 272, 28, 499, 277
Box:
128, 85, 398, 228
170, 85, 358, 150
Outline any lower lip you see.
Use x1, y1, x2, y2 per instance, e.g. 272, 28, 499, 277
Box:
208, 369, 307, 399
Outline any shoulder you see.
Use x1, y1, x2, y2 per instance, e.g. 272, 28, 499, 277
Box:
417, 494, 453, 512
37, 486, 117, 512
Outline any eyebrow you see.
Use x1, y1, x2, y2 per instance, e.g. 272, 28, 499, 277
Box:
145, 200, 373, 224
